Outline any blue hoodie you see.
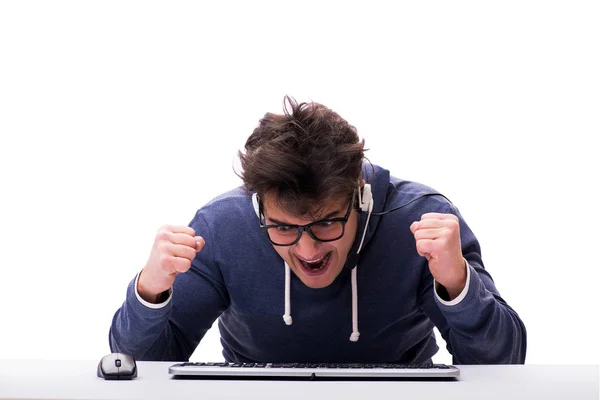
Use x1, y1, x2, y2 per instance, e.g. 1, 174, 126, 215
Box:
109, 165, 527, 364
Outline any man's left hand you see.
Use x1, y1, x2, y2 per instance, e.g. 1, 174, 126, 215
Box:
410, 213, 467, 300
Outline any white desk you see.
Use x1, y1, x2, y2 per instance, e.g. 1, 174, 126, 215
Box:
0, 360, 598, 400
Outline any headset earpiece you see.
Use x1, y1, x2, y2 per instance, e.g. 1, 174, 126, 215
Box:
252, 193, 260, 219
358, 183, 373, 213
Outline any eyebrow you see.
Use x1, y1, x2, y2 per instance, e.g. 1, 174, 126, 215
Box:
268, 209, 342, 226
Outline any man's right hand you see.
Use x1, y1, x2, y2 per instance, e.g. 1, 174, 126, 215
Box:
137, 225, 205, 304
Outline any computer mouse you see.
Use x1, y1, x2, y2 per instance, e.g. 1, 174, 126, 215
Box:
97, 353, 137, 380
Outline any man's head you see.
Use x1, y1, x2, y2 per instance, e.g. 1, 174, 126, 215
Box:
239, 96, 366, 288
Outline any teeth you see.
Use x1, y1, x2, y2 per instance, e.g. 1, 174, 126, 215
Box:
299, 255, 326, 263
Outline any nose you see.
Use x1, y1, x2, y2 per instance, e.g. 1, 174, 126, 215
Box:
294, 231, 321, 258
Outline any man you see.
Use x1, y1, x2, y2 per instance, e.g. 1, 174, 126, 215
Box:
109, 96, 527, 364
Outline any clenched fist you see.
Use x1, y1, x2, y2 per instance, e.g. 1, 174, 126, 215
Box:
410, 213, 467, 300
137, 225, 205, 303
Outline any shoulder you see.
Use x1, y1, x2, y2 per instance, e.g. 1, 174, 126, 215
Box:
204, 186, 251, 212
190, 186, 256, 229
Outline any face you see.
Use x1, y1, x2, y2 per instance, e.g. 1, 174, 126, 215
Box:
261, 193, 359, 289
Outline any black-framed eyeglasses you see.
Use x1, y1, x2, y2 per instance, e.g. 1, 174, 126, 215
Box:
258, 193, 355, 246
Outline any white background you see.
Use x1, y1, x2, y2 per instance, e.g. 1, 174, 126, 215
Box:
1, 1, 598, 365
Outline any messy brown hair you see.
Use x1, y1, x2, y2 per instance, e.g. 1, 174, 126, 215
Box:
238, 96, 366, 218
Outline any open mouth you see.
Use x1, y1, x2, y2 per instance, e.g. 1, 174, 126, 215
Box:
296, 252, 332, 276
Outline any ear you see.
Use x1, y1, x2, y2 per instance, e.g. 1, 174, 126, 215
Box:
252, 193, 260, 219
358, 183, 373, 213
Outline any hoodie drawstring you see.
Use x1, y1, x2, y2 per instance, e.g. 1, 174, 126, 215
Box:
349, 205, 372, 341
283, 262, 293, 325
349, 267, 360, 341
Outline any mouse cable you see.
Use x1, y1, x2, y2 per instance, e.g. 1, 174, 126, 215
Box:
371, 193, 452, 217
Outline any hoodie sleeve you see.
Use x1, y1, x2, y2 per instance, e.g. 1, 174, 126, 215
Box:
108, 211, 230, 361
417, 205, 527, 365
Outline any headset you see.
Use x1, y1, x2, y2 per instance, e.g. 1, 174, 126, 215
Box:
252, 182, 374, 220
253, 182, 448, 220
252, 182, 449, 270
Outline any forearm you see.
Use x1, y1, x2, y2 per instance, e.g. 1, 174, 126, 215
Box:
108, 276, 191, 361
439, 264, 527, 364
